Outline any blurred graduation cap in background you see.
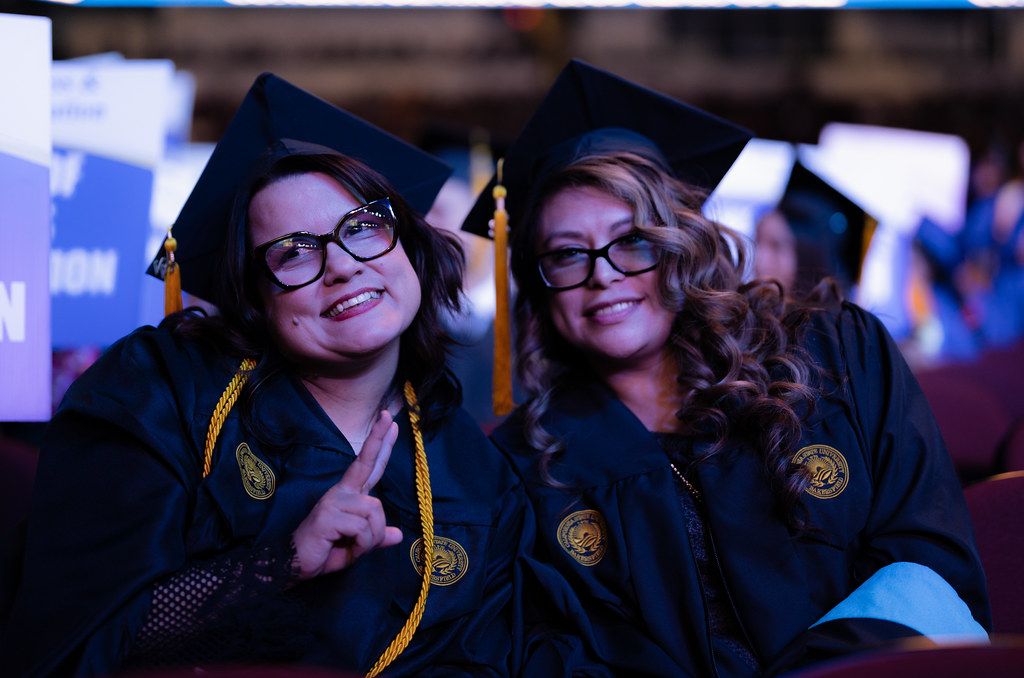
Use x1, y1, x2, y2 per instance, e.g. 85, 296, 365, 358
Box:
773, 159, 877, 296
148, 72, 452, 310
461, 58, 752, 415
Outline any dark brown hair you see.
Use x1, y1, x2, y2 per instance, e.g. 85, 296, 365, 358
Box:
168, 150, 465, 433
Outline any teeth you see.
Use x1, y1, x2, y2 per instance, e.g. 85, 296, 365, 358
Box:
325, 290, 381, 318
594, 301, 634, 316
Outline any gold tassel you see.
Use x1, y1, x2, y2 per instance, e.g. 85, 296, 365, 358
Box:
491, 160, 513, 416
163, 229, 182, 316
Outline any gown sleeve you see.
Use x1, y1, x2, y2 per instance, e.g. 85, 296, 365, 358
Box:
415, 441, 532, 677
765, 303, 992, 674
3, 329, 304, 677
122, 542, 308, 671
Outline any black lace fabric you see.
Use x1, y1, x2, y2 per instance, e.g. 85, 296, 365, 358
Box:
654, 432, 761, 674
123, 542, 313, 669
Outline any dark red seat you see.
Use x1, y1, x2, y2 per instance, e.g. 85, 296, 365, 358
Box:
784, 638, 1024, 678
915, 369, 1013, 482
0, 434, 39, 536
1001, 419, 1024, 472
938, 340, 1024, 422
963, 471, 1024, 635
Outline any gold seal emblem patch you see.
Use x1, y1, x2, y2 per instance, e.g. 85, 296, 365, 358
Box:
235, 443, 275, 500
410, 536, 469, 586
794, 444, 849, 499
557, 509, 608, 566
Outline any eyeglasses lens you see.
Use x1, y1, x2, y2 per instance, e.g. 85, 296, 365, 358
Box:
340, 204, 395, 259
263, 201, 396, 288
539, 234, 658, 289
610, 236, 658, 271
264, 237, 323, 287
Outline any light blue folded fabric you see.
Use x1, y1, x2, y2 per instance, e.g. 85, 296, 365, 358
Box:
810, 562, 989, 643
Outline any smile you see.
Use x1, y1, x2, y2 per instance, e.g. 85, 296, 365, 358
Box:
589, 300, 638, 317
323, 290, 382, 318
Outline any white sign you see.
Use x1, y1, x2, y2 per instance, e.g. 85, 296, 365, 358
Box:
0, 12, 52, 421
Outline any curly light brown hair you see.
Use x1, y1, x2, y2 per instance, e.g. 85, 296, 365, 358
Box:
509, 150, 837, 530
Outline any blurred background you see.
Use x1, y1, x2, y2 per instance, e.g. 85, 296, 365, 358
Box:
1, 1, 1023, 501
4, 3, 1022, 152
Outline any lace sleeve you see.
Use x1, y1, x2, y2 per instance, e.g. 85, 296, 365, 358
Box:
123, 542, 313, 669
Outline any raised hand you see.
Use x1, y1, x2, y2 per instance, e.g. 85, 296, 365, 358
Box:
291, 410, 404, 581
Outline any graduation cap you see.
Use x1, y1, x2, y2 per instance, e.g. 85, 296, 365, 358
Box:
148, 72, 452, 307
776, 161, 876, 295
462, 59, 752, 239
460, 59, 752, 416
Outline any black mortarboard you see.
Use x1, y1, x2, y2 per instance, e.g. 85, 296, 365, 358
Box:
147, 72, 452, 303
778, 160, 876, 292
461, 59, 752, 239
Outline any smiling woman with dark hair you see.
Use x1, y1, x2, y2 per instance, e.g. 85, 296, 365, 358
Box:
4, 74, 527, 678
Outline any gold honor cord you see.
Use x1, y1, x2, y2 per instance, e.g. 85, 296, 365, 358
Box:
364, 381, 434, 678
202, 358, 258, 478
203, 365, 434, 676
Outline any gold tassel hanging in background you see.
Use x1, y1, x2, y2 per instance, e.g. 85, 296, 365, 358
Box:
491, 160, 513, 416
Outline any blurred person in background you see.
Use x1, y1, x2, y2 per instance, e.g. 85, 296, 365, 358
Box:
752, 206, 798, 294
754, 161, 874, 302
899, 218, 982, 370
421, 131, 503, 428
957, 139, 1024, 350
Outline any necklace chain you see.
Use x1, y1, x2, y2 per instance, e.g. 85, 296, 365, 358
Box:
669, 462, 702, 503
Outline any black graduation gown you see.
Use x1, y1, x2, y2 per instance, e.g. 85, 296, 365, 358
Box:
491, 302, 992, 678
4, 324, 528, 678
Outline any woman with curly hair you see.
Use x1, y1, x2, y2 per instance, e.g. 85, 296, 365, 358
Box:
464, 60, 990, 678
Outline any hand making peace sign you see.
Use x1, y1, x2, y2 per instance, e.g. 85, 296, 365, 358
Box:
291, 410, 404, 581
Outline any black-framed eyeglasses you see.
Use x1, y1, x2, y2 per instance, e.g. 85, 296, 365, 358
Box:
536, 232, 660, 290
253, 198, 398, 290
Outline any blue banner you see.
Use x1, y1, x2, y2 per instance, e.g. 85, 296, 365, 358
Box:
49, 58, 175, 349
49, 150, 154, 348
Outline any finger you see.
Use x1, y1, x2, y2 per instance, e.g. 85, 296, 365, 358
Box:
363, 419, 399, 492
381, 526, 403, 549
341, 520, 403, 564
293, 510, 371, 579
294, 499, 404, 579
336, 411, 394, 494
362, 496, 389, 547
323, 512, 401, 571
347, 514, 380, 559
